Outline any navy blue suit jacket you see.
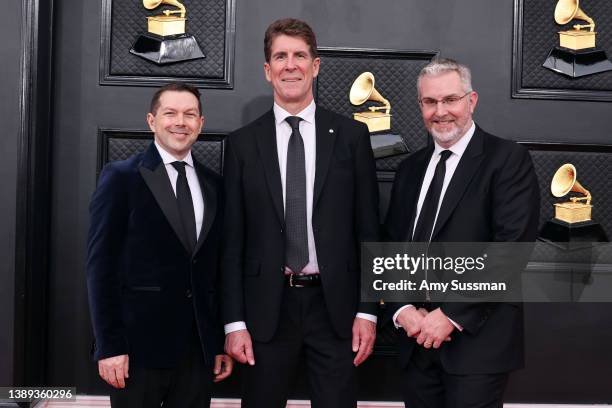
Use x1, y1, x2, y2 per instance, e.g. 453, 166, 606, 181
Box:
87, 142, 223, 368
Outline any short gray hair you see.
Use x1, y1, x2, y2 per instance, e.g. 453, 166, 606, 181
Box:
417, 58, 473, 96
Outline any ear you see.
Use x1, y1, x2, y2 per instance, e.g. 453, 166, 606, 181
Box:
312, 57, 320, 78
264, 62, 272, 83
146, 112, 156, 132
468, 91, 478, 114
197, 115, 205, 133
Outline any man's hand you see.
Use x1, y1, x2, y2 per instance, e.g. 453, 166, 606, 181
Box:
224, 329, 255, 365
352, 317, 376, 366
213, 354, 234, 382
396, 306, 426, 337
98, 354, 129, 389
416, 307, 454, 349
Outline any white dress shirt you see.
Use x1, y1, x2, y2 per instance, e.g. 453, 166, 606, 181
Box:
225, 101, 376, 335
154, 142, 204, 239
393, 121, 476, 330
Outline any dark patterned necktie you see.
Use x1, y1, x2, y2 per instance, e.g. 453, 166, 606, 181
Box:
284, 116, 309, 273
171, 161, 197, 252
412, 150, 452, 242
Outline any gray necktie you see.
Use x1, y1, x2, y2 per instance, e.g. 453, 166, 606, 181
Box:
284, 116, 309, 273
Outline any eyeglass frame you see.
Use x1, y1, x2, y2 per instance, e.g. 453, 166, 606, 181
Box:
418, 91, 473, 109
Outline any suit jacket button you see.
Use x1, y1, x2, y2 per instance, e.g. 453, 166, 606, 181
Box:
186, 289, 192, 299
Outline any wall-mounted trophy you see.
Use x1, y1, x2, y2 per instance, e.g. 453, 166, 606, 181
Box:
542, 0, 612, 77
130, 0, 205, 65
348, 72, 407, 159
350, 72, 391, 133
539, 163, 608, 249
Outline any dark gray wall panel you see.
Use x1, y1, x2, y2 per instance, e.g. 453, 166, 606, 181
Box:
45, 0, 612, 402
0, 0, 22, 386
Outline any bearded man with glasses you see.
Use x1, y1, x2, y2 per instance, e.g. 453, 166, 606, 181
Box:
384, 58, 540, 407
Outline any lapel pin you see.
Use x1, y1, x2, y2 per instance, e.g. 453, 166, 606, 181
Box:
329, 129, 334, 133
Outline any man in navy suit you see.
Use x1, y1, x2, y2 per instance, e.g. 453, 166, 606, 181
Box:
221, 18, 379, 408
385, 59, 540, 407
87, 83, 232, 407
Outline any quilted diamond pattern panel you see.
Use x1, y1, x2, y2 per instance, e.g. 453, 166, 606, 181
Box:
102, 0, 233, 86
316, 49, 435, 171
528, 148, 612, 238
101, 130, 225, 175
519, 0, 612, 91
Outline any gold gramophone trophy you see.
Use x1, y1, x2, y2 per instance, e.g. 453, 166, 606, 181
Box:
130, 0, 205, 65
350, 72, 391, 133
543, 0, 612, 77
539, 163, 608, 248
348, 72, 407, 159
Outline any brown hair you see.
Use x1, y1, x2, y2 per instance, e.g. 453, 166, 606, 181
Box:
149, 82, 202, 115
264, 18, 318, 62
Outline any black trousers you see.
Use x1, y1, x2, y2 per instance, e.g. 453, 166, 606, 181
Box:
401, 346, 509, 408
242, 286, 356, 408
109, 326, 213, 408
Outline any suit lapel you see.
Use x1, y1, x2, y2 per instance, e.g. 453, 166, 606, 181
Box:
193, 161, 217, 255
432, 127, 485, 240
313, 108, 336, 208
138, 143, 192, 253
254, 110, 285, 226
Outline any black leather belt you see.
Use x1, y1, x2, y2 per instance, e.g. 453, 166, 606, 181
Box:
285, 273, 321, 288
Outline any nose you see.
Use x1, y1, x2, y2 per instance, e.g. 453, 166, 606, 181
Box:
285, 55, 297, 70
174, 113, 186, 126
434, 101, 448, 116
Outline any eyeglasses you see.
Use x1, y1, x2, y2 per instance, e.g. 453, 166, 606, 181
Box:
418, 92, 471, 109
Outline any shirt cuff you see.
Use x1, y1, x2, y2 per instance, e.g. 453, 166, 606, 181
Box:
447, 317, 463, 331
224, 321, 247, 334
392, 304, 415, 328
356, 313, 377, 324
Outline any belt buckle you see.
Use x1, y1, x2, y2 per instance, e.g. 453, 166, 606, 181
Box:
289, 274, 304, 288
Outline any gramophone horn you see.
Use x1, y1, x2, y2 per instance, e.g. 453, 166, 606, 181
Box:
551, 163, 591, 201
143, 0, 163, 10
349, 72, 389, 108
554, 0, 594, 29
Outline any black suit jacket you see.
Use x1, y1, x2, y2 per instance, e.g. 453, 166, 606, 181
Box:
221, 106, 379, 342
384, 126, 540, 374
87, 142, 224, 368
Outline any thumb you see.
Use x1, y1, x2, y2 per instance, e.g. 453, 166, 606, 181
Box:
352, 331, 360, 352
123, 358, 129, 378
245, 343, 255, 366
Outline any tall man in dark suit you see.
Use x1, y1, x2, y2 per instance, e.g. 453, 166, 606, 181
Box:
87, 83, 233, 408
385, 59, 540, 407
221, 18, 379, 408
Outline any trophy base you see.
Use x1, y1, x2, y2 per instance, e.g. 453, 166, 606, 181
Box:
539, 218, 608, 250
558, 30, 596, 50
554, 202, 592, 223
542, 46, 612, 78
130, 34, 205, 65
353, 111, 391, 133
369, 133, 408, 159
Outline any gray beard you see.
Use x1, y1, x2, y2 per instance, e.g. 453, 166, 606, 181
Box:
430, 126, 462, 146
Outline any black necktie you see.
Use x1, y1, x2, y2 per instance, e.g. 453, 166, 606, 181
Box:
171, 161, 197, 252
412, 150, 452, 242
284, 116, 309, 273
